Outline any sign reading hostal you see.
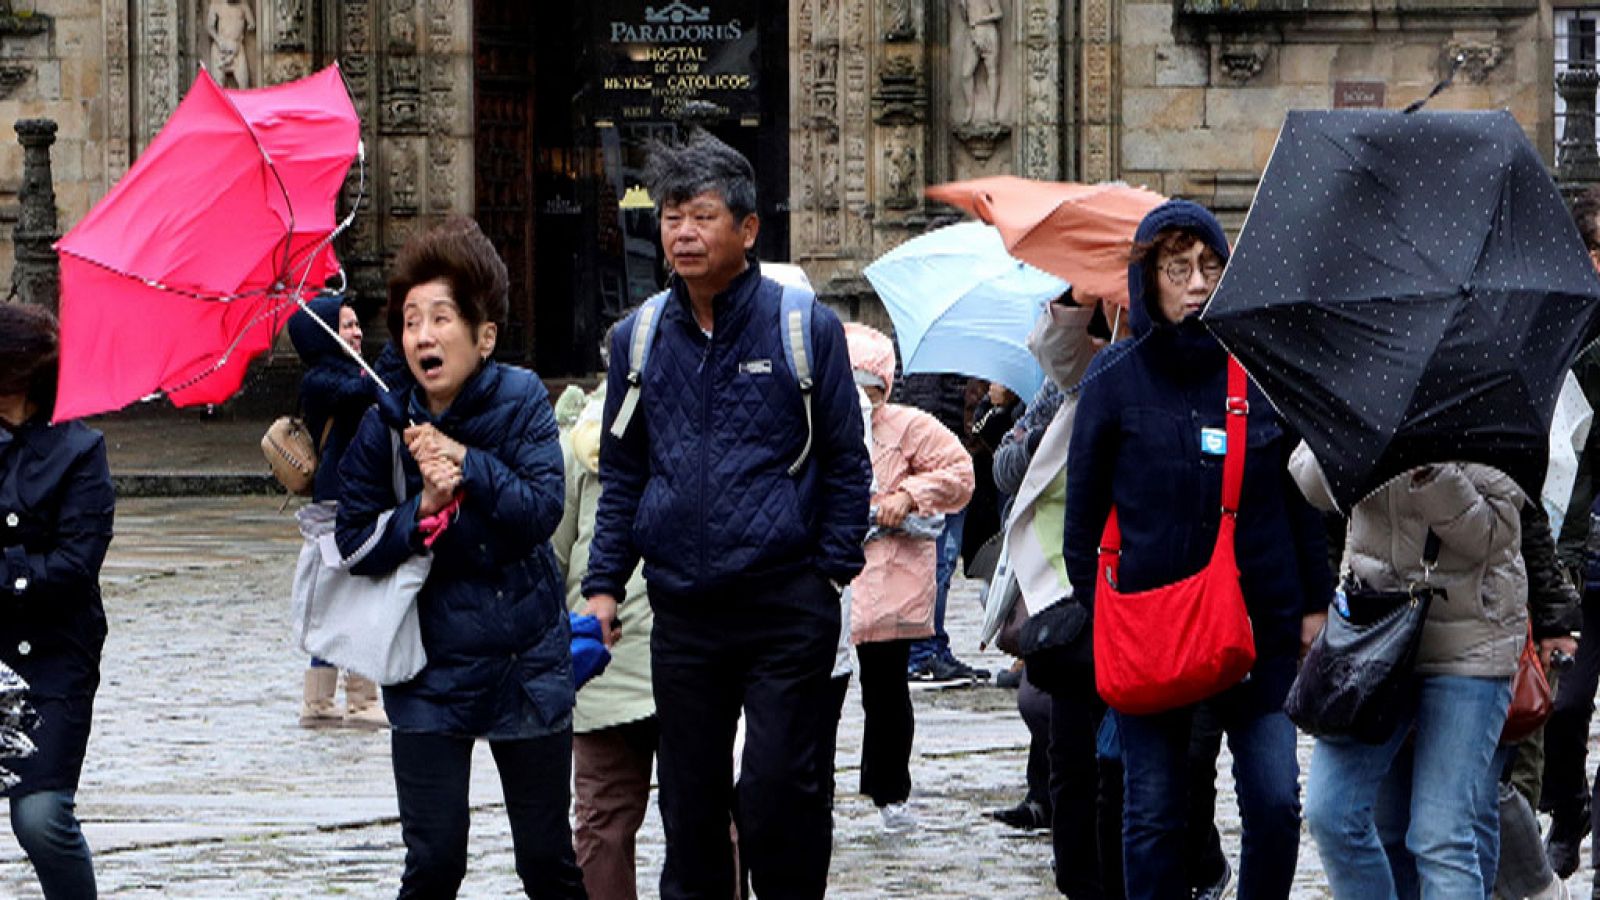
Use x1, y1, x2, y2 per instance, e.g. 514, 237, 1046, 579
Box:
597, 1, 759, 122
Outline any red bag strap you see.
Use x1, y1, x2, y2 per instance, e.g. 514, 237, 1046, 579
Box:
1221, 355, 1248, 517
1098, 356, 1250, 578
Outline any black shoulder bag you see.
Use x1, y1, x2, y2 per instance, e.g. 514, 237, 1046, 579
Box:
1284, 530, 1441, 744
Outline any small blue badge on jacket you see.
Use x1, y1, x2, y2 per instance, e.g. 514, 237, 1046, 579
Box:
1200, 427, 1227, 456
738, 359, 773, 375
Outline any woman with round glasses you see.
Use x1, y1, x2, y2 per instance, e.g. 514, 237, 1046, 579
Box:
1060, 200, 1333, 899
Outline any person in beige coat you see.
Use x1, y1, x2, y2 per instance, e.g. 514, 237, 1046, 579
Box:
553, 381, 658, 900
1293, 449, 1531, 897
843, 322, 975, 833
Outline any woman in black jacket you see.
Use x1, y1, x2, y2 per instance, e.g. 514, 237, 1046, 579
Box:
1061, 200, 1332, 900
335, 218, 583, 898
0, 303, 114, 898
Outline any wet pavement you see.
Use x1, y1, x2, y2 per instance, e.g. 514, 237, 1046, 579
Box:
0, 496, 1591, 897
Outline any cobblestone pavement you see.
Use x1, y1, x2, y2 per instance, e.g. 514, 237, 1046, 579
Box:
0, 496, 1591, 897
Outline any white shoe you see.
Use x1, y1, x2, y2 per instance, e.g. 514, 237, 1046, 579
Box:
879, 802, 917, 833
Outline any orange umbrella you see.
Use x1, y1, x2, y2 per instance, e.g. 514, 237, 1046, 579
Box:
925, 176, 1166, 308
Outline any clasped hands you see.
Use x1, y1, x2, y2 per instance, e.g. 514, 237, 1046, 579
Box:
405, 423, 466, 517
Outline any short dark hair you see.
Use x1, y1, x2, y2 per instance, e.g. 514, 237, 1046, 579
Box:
1573, 186, 1600, 251
386, 217, 509, 343
0, 303, 59, 415
644, 130, 758, 221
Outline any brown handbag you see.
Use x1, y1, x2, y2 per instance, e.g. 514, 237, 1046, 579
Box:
1501, 623, 1552, 744
262, 416, 333, 497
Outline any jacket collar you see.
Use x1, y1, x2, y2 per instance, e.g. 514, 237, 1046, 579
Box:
665, 261, 763, 336
377, 359, 502, 430
0, 413, 69, 460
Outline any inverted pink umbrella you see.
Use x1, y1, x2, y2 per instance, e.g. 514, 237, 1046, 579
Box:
52, 64, 365, 421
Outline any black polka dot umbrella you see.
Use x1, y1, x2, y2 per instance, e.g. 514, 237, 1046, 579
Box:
1204, 109, 1600, 512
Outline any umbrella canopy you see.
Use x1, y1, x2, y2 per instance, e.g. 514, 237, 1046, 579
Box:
864, 222, 1068, 399
53, 65, 361, 421
1205, 109, 1600, 511
924, 176, 1165, 309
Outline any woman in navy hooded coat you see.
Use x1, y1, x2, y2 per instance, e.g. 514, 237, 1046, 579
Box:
1061, 200, 1332, 900
335, 218, 584, 898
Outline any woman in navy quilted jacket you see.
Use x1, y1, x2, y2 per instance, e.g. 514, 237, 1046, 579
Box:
336, 218, 584, 898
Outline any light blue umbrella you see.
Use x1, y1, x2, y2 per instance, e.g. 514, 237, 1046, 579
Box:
864, 221, 1068, 400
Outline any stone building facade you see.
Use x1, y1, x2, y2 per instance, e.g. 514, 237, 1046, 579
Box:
0, 0, 1579, 377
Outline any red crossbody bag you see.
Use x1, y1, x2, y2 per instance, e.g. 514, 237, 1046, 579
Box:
1093, 356, 1258, 715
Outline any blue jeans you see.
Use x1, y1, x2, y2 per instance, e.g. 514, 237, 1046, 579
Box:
907, 509, 966, 670
10, 789, 96, 899
1305, 674, 1511, 900
1120, 704, 1301, 900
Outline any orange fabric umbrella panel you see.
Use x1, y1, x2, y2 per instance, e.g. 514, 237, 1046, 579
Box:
925, 177, 1166, 309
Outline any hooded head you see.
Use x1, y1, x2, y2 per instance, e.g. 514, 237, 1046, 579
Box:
1126, 200, 1230, 339
288, 293, 349, 367
844, 322, 897, 402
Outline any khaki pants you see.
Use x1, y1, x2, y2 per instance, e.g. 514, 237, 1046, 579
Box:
574, 717, 658, 900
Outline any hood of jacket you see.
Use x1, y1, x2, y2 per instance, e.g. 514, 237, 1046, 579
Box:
288, 294, 348, 367
1127, 200, 1232, 372
845, 322, 897, 396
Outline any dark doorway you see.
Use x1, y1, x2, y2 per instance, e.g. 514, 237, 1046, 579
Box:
475, 2, 789, 378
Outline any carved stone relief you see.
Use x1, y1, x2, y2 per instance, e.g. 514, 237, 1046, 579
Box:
884, 127, 919, 209
135, 0, 183, 154
105, 1, 132, 181
885, 0, 915, 41
1444, 39, 1505, 84
273, 0, 306, 51
1081, 0, 1117, 182
1019, 0, 1060, 178
388, 143, 420, 216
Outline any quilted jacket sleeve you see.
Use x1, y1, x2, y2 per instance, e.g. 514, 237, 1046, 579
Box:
1, 433, 114, 605
1522, 501, 1582, 638
1409, 463, 1523, 562
809, 304, 873, 584
583, 320, 646, 600
448, 385, 567, 562
336, 408, 425, 577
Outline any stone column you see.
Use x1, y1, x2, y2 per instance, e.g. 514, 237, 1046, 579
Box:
11, 118, 60, 311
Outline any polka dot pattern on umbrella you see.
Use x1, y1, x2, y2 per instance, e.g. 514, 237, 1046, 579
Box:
1204, 109, 1600, 511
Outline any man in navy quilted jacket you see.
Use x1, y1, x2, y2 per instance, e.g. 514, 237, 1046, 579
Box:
582, 132, 872, 900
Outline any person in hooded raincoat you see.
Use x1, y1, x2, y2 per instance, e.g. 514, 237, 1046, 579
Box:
1062, 200, 1333, 900
842, 322, 974, 833
335, 218, 584, 898
0, 303, 114, 898
287, 292, 387, 729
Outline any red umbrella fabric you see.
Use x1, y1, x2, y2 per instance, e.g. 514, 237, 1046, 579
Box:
53, 64, 361, 421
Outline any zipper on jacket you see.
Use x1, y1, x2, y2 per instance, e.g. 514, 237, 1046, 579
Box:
699, 327, 712, 585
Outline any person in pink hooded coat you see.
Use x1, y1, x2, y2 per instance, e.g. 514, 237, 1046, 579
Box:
843, 322, 975, 832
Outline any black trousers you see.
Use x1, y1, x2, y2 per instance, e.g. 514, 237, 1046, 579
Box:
390, 729, 585, 899
1543, 588, 1600, 832
857, 639, 915, 807
651, 569, 841, 900
1019, 670, 1054, 813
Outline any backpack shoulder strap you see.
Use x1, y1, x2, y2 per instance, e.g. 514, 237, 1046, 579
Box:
608, 290, 670, 440
779, 283, 817, 476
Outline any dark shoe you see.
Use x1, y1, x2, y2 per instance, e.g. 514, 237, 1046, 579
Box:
1547, 806, 1591, 879
987, 800, 1048, 830
1193, 856, 1232, 900
931, 653, 990, 683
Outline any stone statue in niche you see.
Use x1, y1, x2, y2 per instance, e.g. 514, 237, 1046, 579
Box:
206, 0, 256, 88
956, 0, 1002, 123
885, 132, 918, 210
885, 0, 915, 41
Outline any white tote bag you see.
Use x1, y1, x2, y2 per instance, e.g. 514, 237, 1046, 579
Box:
290, 432, 430, 685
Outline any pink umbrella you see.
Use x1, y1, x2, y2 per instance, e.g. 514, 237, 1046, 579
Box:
52, 64, 363, 421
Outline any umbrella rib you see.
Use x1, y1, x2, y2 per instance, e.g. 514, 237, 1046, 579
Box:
206, 62, 300, 292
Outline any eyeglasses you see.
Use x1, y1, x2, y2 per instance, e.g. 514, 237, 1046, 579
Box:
1161, 259, 1225, 286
